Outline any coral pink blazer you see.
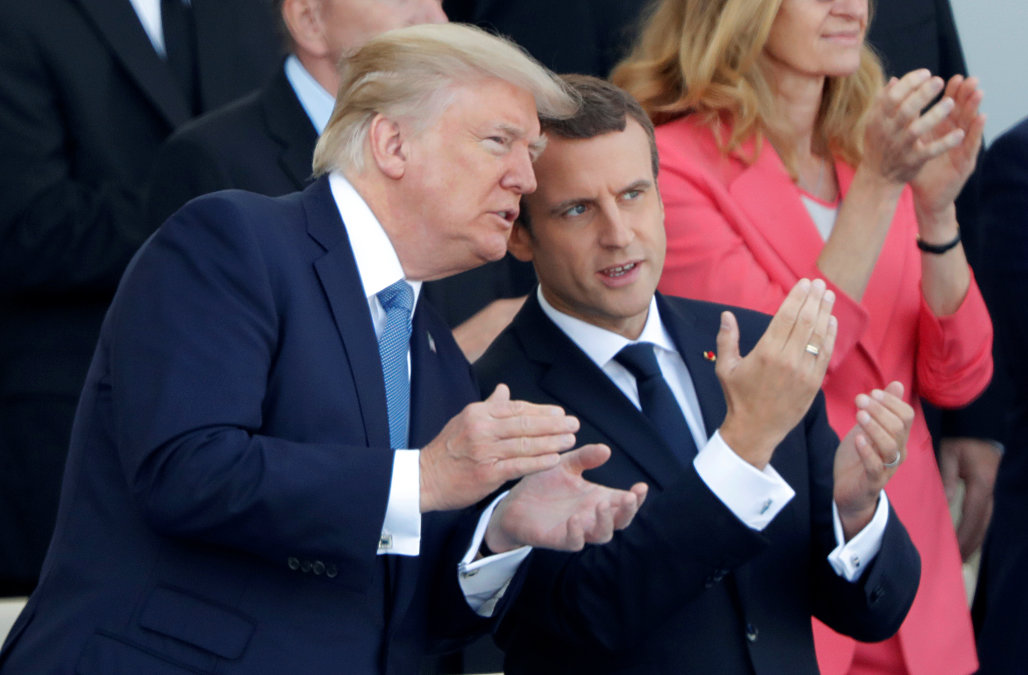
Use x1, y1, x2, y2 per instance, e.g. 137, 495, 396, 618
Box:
655, 115, 992, 675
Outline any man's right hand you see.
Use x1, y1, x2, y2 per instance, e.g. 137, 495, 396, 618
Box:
420, 384, 579, 512
717, 278, 837, 469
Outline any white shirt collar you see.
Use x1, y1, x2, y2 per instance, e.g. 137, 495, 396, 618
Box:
327, 171, 421, 304
536, 287, 675, 367
283, 54, 336, 134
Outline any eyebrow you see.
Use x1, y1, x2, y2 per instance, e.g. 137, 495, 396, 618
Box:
494, 123, 548, 160
547, 178, 653, 216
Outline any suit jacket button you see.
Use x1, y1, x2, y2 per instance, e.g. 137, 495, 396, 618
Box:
287, 557, 300, 571
326, 564, 338, 579
312, 560, 326, 576
300, 559, 312, 573
745, 623, 759, 642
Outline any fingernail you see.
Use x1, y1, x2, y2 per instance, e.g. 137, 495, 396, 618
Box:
857, 410, 871, 424
855, 393, 870, 408
871, 389, 885, 401
812, 278, 826, 291
824, 289, 835, 304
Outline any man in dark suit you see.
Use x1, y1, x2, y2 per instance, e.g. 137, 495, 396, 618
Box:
0, 0, 281, 596
971, 115, 1028, 674
145, 0, 448, 228
0, 26, 647, 673
474, 75, 921, 674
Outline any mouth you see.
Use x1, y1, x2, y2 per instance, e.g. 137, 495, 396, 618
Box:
492, 208, 519, 224
600, 261, 639, 278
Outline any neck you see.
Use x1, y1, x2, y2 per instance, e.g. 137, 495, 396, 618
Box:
764, 60, 825, 161
295, 51, 341, 96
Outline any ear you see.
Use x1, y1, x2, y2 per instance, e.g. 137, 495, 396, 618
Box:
367, 114, 407, 180
507, 219, 535, 262
282, 0, 330, 59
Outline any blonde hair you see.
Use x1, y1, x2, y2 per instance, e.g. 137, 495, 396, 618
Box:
612, 0, 884, 172
313, 23, 578, 176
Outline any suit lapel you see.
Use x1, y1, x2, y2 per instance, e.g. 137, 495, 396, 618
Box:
304, 178, 390, 449
75, 0, 190, 127
261, 66, 320, 191
728, 140, 827, 284
515, 295, 683, 490
657, 295, 727, 438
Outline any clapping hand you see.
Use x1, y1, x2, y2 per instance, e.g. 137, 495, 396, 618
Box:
485, 444, 648, 553
717, 278, 837, 469
833, 381, 914, 540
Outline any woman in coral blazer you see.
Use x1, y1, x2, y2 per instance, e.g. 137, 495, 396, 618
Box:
614, 0, 992, 673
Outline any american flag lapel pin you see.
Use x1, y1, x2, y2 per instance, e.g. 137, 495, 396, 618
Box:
703, 350, 716, 362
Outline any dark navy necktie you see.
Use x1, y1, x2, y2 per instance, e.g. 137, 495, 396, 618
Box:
161, 0, 198, 114
615, 342, 698, 464
377, 281, 414, 449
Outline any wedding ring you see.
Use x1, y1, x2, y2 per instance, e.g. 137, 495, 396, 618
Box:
883, 452, 901, 468
804, 344, 820, 356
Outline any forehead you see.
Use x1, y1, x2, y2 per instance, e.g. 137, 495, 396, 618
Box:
433, 78, 541, 136
532, 120, 653, 201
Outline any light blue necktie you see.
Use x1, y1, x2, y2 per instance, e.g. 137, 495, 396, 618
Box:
377, 281, 414, 449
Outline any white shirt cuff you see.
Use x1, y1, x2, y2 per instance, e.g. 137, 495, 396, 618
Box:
694, 430, 796, 530
458, 491, 532, 617
827, 491, 890, 581
377, 449, 421, 556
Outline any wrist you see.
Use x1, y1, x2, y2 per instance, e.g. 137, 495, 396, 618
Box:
719, 415, 775, 470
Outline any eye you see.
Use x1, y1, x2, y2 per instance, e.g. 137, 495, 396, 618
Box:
562, 204, 587, 218
623, 189, 642, 201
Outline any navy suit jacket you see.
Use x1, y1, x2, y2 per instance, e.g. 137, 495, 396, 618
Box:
0, 0, 280, 594
971, 116, 1028, 674
474, 292, 920, 674
0, 178, 490, 674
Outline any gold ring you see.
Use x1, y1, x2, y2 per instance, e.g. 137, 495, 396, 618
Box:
804, 344, 820, 356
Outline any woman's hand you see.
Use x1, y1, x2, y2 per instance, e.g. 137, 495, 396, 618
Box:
861, 69, 968, 186
910, 75, 985, 229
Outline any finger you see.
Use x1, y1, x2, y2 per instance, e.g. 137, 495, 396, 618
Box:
898, 74, 945, 123
493, 451, 562, 482
488, 413, 579, 444
920, 128, 965, 158
486, 387, 568, 420
630, 482, 649, 508
855, 396, 904, 464
800, 283, 835, 368
611, 491, 642, 530
908, 95, 955, 140
883, 380, 905, 400
881, 69, 933, 115
956, 482, 992, 560
853, 431, 886, 478
587, 501, 615, 545
870, 386, 914, 427
715, 310, 742, 374
818, 315, 838, 371
560, 444, 612, 476
761, 278, 812, 345
561, 514, 586, 552
784, 278, 828, 355
938, 440, 960, 499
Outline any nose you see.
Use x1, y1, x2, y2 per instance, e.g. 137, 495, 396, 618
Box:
501, 146, 537, 195
598, 205, 634, 249
831, 0, 867, 19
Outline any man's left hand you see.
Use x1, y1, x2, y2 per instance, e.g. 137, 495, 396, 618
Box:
834, 381, 914, 540
940, 436, 1001, 561
484, 444, 648, 553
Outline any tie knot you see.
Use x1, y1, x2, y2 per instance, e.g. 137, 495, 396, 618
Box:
615, 342, 661, 380
378, 280, 413, 314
